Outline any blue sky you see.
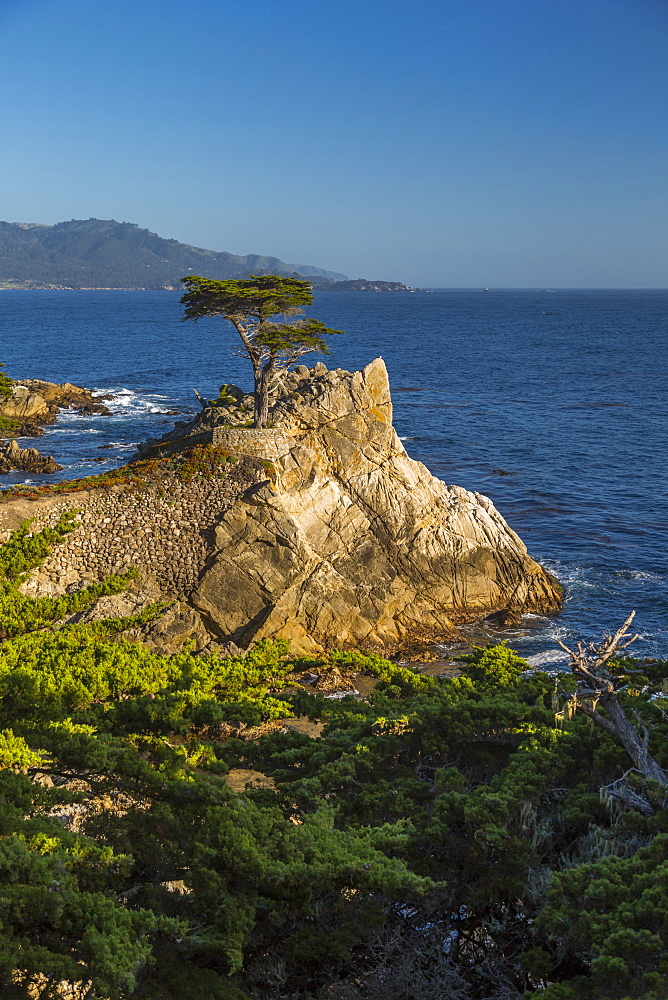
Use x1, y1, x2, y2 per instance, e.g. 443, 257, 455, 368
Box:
1, 0, 667, 286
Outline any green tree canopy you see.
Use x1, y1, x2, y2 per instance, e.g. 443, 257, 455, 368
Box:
180, 274, 343, 427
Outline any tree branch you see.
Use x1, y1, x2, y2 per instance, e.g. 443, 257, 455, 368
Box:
555, 612, 667, 786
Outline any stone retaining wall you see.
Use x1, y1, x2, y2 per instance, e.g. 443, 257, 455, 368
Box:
213, 427, 293, 461
21, 473, 254, 600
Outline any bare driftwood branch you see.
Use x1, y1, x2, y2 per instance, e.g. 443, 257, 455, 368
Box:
556, 612, 667, 787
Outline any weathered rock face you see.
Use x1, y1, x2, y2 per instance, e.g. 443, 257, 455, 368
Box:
0, 438, 63, 474
0, 378, 113, 472
0, 384, 51, 422
0, 379, 112, 429
66, 575, 211, 655
192, 359, 562, 653
14, 380, 113, 417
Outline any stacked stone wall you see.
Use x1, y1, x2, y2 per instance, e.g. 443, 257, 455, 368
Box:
212, 427, 293, 461
22, 474, 253, 599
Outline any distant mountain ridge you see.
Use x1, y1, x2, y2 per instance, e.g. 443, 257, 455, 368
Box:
0, 218, 348, 289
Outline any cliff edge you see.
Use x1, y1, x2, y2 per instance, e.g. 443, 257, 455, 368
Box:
191, 358, 561, 652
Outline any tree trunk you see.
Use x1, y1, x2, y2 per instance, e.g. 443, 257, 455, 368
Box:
596, 692, 667, 785
253, 359, 274, 428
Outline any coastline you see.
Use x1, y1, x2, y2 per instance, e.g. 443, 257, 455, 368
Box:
1, 358, 562, 659
1, 288, 665, 661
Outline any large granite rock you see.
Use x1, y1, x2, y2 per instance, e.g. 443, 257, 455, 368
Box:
0, 384, 51, 422
191, 359, 561, 653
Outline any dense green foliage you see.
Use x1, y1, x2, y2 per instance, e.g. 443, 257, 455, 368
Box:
0, 362, 13, 401
181, 274, 343, 427
180, 274, 317, 322
0, 520, 666, 998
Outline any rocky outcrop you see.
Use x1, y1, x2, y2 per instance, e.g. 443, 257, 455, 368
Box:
0, 438, 62, 474
0, 379, 112, 433
191, 359, 561, 653
2, 358, 561, 657
2, 379, 113, 422
65, 574, 211, 654
0, 378, 113, 472
1, 384, 51, 422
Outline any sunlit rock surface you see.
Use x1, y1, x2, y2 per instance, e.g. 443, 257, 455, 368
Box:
192, 358, 561, 652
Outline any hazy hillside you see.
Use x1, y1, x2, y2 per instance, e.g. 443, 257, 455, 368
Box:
0, 219, 347, 289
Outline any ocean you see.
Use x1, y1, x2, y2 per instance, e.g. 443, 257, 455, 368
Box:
1, 288, 666, 664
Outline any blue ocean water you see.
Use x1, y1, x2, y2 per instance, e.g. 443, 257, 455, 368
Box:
1, 289, 666, 663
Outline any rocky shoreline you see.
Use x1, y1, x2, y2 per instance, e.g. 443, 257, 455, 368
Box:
0, 358, 562, 657
0, 377, 113, 473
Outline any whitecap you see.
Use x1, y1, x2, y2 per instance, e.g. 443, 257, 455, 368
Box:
613, 569, 663, 582
525, 650, 570, 668
48, 426, 103, 435
540, 561, 601, 591
93, 387, 180, 418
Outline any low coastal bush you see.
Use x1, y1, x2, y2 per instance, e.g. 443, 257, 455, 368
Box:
0, 415, 24, 437
0, 517, 666, 998
0, 442, 243, 503
0, 363, 12, 402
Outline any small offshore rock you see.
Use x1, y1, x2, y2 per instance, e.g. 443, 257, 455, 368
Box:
0, 439, 63, 475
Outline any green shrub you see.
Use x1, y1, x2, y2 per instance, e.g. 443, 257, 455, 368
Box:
0, 364, 12, 402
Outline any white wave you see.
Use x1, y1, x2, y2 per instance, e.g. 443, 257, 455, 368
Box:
93, 387, 170, 399
525, 650, 569, 667
47, 426, 103, 435
541, 560, 600, 591
92, 386, 180, 418
614, 569, 663, 582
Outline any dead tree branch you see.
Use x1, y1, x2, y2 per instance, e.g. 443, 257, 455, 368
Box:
556, 612, 667, 786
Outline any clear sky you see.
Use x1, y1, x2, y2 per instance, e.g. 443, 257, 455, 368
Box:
1, 0, 667, 286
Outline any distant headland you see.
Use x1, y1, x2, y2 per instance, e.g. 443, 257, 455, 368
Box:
0, 218, 420, 292
309, 278, 427, 292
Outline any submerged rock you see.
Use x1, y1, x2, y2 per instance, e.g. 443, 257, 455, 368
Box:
191, 358, 562, 653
